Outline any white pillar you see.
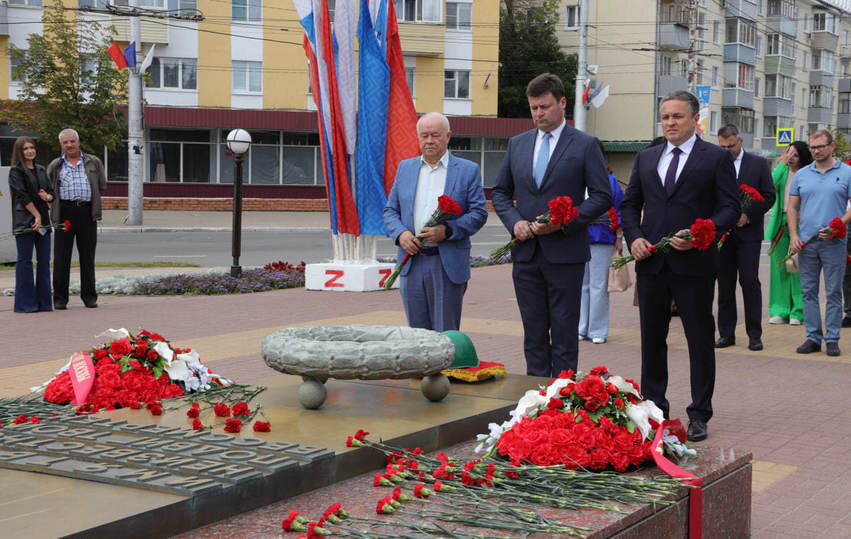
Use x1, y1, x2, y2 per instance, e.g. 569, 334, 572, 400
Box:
126, 0, 144, 225
572, 0, 589, 132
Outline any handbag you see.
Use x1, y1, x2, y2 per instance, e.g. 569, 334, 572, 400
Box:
785, 253, 798, 273
607, 264, 632, 292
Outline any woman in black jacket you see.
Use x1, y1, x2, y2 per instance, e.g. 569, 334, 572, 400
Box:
9, 136, 55, 312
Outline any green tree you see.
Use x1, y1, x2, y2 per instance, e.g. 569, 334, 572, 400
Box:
3, 0, 128, 154
499, 0, 577, 118
832, 130, 851, 162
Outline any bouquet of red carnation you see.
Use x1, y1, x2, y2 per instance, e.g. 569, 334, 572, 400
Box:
383, 195, 463, 289
779, 217, 848, 266
717, 185, 766, 249
489, 195, 580, 260
607, 206, 619, 231
611, 218, 716, 269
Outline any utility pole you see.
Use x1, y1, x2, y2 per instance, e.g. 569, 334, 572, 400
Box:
127, 0, 143, 225
687, 0, 698, 93
573, 0, 589, 131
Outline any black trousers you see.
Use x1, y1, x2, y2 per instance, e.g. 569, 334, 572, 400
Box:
717, 235, 763, 340
53, 202, 97, 306
512, 246, 585, 378
636, 266, 716, 422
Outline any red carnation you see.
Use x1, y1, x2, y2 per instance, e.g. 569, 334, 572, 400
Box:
830, 217, 847, 239
281, 511, 306, 532
547, 196, 580, 227
109, 338, 132, 359
413, 484, 431, 498
13, 415, 28, 425
253, 421, 271, 432
437, 194, 462, 215
146, 401, 163, 415
607, 207, 619, 231
214, 403, 230, 417
739, 184, 765, 203
192, 418, 204, 431
30, 417, 40, 424
689, 218, 716, 251
547, 397, 563, 410
186, 403, 200, 418
353, 429, 370, 441
232, 402, 250, 416
62, 219, 71, 232
224, 418, 242, 433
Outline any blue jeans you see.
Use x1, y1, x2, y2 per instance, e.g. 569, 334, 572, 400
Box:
798, 239, 845, 344
579, 243, 613, 340
15, 231, 52, 313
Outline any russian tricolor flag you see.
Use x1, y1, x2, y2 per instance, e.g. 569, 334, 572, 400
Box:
107, 42, 136, 69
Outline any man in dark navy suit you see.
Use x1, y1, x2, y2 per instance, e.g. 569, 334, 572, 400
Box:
620, 91, 739, 442
492, 73, 612, 378
714, 124, 775, 352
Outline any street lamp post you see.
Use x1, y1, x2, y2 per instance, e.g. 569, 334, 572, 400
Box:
226, 129, 252, 277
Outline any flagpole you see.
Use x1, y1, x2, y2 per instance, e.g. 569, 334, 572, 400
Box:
126, 0, 144, 225
572, 0, 588, 132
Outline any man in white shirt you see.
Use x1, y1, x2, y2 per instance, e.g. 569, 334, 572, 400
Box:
383, 113, 488, 331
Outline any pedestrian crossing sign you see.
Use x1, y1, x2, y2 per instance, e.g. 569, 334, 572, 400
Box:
776, 128, 794, 146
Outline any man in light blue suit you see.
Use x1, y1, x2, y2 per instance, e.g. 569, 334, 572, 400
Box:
383, 112, 489, 331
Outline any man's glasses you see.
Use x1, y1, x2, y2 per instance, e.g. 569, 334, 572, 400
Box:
810, 143, 832, 151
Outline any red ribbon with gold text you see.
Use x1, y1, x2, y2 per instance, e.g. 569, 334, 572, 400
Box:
650, 420, 703, 539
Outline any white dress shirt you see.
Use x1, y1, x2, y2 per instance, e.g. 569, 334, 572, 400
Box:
413, 151, 450, 245
532, 119, 567, 175
732, 149, 744, 179
656, 133, 697, 187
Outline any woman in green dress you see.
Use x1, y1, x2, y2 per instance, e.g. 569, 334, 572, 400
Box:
765, 141, 812, 325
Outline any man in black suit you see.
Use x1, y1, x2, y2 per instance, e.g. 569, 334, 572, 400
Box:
492, 73, 612, 377
621, 91, 740, 442
714, 124, 776, 351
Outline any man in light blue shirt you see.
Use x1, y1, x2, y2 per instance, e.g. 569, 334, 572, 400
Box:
787, 129, 851, 356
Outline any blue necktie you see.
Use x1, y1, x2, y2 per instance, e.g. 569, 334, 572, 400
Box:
535, 133, 551, 187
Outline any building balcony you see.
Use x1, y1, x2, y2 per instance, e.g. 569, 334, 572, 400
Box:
0, 2, 8, 37
809, 70, 835, 87
764, 55, 797, 77
765, 16, 797, 37
724, 44, 756, 66
808, 107, 834, 124
723, 88, 754, 109
398, 22, 445, 56
763, 97, 794, 117
725, 0, 759, 21
659, 22, 689, 50
811, 31, 839, 52
657, 75, 687, 97
111, 15, 169, 44
838, 113, 851, 129
839, 78, 851, 93
841, 45, 851, 60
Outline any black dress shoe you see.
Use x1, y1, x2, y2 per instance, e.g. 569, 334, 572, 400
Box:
748, 338, 763, 351
54, 303, 67, 310
687, 419, 708, 442
826, 342, 841, 356
714, 336, 735, 348
842, 317, 851, 328
796, 340, 821, 354
84, 302, 98, 308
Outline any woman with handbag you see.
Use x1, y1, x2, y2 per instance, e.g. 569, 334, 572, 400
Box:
8, 136, 55, 313
578, 140, 625, 344
765, 142, 811, 325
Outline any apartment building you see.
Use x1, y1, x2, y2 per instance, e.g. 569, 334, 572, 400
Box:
558, 0, 851, 179
1, 0, 512, 207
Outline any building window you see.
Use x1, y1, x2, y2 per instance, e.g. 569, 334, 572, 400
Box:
767, 33, 796, 58
146, 58, 197, 90
755, 35, 761, 57
444, 70, 470, 99
754, 119, 759, 139
233, 61, 262, 93
661, 55, 673, 76
681, 59, 688, 78
712, 66, 719, 86
445, 2, 472, 30
754, 77, 760, 98
10, 53, 26, 82
765, 74, 792, 98
713, 21, 720, 44
844, 30, 849, 47
813, 12, 839, 35
395, 0, 441, 23
405, 67, 415, 97
710, 111, 718, 133
7, 0, 43, 5
767, 0, 794, 18
801, 87, 807, 109
725, 63, 754, 91
232, 0, 262, 22
565, 5, 580, 29
810, 85, 833, 108
791, 82, 796, 107
725, 18, 756, 47
722, 108, 754, 134
803, 51, 808, 71
812, 49, 836, 74
840, 93, 851, 114
697, 60, 704, 84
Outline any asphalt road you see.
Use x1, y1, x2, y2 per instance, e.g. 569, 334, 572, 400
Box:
95, 225, 518, 267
